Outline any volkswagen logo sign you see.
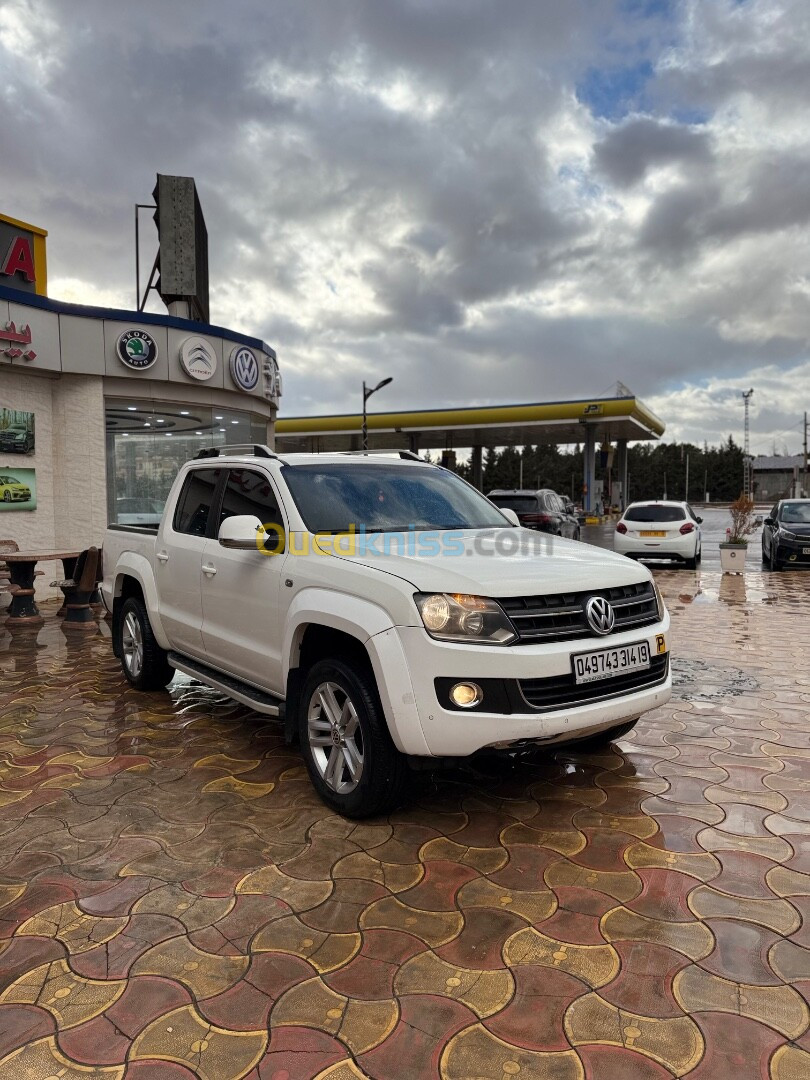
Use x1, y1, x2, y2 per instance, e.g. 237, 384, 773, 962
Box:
116, 329, 158, 370
229, 346, 259, 392
585, 595, 615, 635
179, 336, 217, 382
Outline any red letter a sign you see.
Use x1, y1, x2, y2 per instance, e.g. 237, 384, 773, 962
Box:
2, 236, 36, 283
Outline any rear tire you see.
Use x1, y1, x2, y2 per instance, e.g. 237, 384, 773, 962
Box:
117, 596, 173, 691
299, 657, 408, 818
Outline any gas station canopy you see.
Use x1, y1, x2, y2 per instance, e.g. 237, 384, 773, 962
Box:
275, 394, 665, 453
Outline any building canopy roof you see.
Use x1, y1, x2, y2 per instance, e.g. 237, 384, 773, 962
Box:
275, 395, 665, 452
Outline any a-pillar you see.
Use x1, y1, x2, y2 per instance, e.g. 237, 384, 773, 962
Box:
583, 426, 596, 513
471, 445, 483, 491
616, 439, 628, 510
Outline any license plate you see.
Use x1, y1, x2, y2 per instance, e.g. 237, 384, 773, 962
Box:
573, 641, 651, 684
640, 530, 666, 537
804, 548, 810, 556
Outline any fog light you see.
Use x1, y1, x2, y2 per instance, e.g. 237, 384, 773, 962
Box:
450, 682, 483, 708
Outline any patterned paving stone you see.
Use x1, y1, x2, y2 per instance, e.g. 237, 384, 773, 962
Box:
2, 573, 810, 1077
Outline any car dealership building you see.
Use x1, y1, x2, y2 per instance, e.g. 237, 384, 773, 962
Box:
0, 193, 280, 596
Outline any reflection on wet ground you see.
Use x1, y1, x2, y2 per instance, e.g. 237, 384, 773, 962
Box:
0, 569, 809, 1079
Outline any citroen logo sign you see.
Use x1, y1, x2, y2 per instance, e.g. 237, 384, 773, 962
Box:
585, 596, 615, 635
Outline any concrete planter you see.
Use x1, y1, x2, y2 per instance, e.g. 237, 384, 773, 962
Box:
720, 542, 748, 574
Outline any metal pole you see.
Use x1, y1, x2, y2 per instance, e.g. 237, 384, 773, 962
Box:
804, 411, 808, 495
519, 454, 523, 489
362, 382, 368, 451
135, 204, 140, 310
685, 453, 689, 502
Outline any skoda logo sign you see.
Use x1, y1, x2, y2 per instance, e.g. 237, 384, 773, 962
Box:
229, 345, 259, 392
179, 336, 217, 382
116, 329, 158, 370
585, 596, 615, 635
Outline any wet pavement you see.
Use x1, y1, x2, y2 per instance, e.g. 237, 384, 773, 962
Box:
1, 566, 809, 1079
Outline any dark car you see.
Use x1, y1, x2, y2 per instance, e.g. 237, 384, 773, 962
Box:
761, 499, 810, 570
488, 488, 580, 539
0, 425, 33, 453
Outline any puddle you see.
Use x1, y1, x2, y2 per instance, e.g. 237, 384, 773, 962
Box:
670, 656, 760, 702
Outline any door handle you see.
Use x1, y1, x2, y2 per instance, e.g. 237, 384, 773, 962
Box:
202, 564, 217, 576
156, 552, 170, 564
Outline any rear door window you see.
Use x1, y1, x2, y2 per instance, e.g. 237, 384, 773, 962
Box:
172, 468, 222, 537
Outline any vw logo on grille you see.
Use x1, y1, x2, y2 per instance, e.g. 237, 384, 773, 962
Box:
585, 596, 615, 635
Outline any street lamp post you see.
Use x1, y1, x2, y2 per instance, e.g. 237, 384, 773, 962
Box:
362, 377, 393, 451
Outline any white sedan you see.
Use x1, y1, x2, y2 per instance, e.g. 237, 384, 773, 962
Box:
614, 500, 702, 569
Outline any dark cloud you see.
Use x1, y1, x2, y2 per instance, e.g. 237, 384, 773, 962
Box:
593, 118, 712, 186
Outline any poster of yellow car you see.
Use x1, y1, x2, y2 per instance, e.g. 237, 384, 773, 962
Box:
0, 469, 36, 510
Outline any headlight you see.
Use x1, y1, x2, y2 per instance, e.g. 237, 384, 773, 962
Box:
652, 579, 666, 621
778, 527, 796, 540
414, 593, 517, 645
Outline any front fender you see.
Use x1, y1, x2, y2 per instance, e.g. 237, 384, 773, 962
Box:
113, 553, 170, 651
283, 588, 430, 756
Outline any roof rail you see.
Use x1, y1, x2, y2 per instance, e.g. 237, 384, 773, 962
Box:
338, 449, 424, 462
194, 444, 277, 460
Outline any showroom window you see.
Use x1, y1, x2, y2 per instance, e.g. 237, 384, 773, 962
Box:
104, 399, 267, 525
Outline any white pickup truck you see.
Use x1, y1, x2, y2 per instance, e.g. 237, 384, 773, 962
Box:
103, 446, 671, 817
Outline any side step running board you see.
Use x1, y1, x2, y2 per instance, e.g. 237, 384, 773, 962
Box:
168, 652, 285, 718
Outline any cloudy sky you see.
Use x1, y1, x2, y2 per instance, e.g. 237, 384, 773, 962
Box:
1, 0, 808, 452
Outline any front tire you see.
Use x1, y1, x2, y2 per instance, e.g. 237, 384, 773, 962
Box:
117, 596, 173, 691
769, 543, 781, 572
299, 657, 408, 818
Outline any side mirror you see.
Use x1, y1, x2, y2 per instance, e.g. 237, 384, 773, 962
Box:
764, 516, 774, 525
218, 514, 265, 550
696, 516, 703, 524
500, 508, 520, 527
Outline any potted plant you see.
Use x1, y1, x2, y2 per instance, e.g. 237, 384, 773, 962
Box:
720, 493, 758, 573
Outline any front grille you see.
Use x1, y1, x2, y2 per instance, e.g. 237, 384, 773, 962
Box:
519, 654, 669, 711
498, 581, 658, 644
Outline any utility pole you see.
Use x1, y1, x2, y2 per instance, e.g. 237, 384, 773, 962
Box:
742, 388, 754, 498
804, 410, 808, 496
684, 453, 689, 502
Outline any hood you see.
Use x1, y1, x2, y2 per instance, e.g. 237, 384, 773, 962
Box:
315, 527, 650, 595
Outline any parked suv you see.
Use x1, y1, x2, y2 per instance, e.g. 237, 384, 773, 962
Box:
761, 499, 810, 570
103, 448, 671, 817
488, 489, 580, 539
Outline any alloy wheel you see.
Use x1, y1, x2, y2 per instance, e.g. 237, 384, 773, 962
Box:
307, 680, 364, 794
122, 611, 144, 680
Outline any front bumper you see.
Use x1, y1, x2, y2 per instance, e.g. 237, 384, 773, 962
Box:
774, 538, 810, 566
391, 617, 672, 757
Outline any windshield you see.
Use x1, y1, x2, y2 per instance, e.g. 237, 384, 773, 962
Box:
625, 504, 685, 522
283, 463, 509, 533
780, 502, 810, 524
489, 495, 540, 514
